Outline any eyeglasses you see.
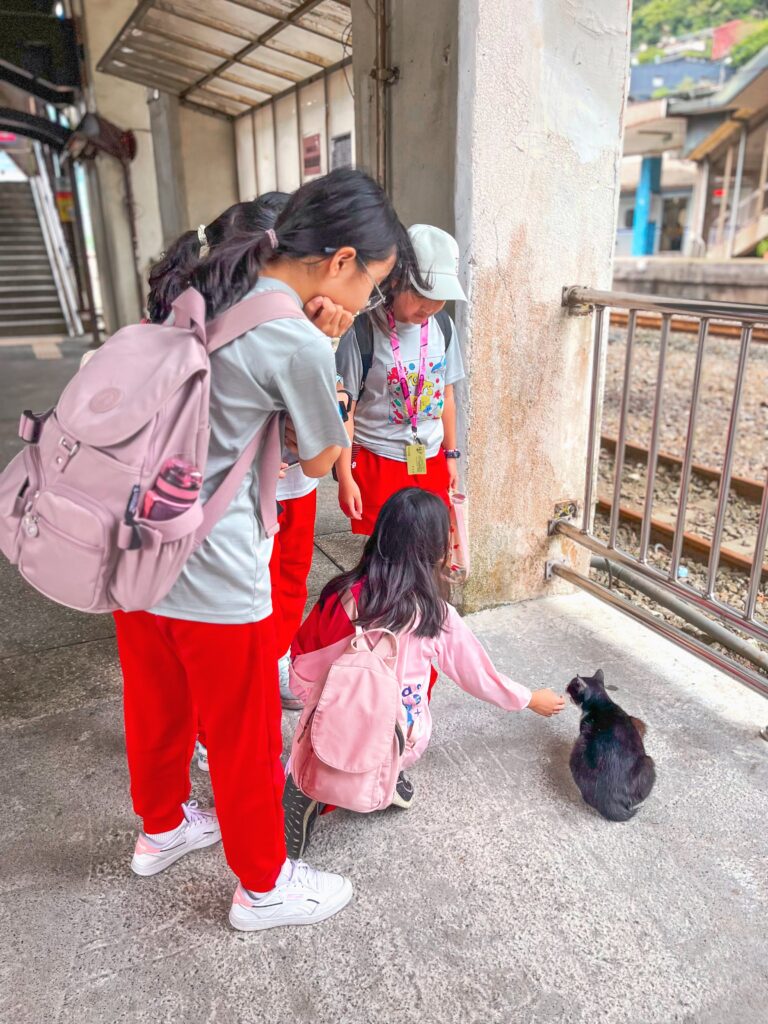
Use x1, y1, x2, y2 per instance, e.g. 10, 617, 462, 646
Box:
358, 260, 387, 313
322, 248, 387, 313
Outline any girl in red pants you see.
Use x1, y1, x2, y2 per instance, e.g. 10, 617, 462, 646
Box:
114, 169, 400, 932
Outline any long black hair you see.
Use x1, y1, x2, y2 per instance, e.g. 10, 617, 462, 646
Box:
183, 168, 401, 319
146, 191, 290, 323
320, 488, 451, 639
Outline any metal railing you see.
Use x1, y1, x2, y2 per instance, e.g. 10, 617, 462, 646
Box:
551, 285, 768, 702
735, 182, 768, 232
30, 142, 83, 338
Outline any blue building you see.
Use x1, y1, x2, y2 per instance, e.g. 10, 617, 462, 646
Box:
629, 57, 733, 102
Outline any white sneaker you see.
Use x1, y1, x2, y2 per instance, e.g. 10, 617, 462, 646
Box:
279, 652, 304, 711
229, 859, 353, 931
130, 801, 221, 877
195, 740, 210, 772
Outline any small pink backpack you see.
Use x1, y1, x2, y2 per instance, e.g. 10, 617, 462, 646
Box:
0, 288, 303, 613
289, 593, 406, 813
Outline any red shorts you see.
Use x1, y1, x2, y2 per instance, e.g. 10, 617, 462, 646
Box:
350, 446, 450, 535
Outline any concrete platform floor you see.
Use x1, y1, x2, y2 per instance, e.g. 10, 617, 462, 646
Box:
1, 340, 767, 1024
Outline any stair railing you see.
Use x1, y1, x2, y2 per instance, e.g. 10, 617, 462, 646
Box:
30, 142, 83, 337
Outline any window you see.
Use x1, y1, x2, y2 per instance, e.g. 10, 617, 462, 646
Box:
331, 132, 352, 171
624, 207, 635, 228
302, 133, 322, 178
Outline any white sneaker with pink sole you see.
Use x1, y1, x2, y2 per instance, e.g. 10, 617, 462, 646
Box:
229, 859, 352, 931
130, 801, 221, 877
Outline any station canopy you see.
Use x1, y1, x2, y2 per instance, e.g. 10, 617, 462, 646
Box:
98, 0, 352, 119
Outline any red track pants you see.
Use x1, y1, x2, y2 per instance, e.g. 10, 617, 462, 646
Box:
350, 446, 451, 536
113, 610, 286, 892
269, 488, 318, 656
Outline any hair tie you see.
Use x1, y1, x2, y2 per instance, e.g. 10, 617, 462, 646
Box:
265, 228, 278, 251
197, 224, 210, 259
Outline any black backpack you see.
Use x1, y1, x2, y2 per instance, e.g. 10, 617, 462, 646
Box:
349, 309, 454, 395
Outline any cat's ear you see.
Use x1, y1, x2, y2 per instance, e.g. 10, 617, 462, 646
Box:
594, 668, 605, 683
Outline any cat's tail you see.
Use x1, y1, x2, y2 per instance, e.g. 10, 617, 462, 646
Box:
630, 716, 647, 739
631, 754, 656, 804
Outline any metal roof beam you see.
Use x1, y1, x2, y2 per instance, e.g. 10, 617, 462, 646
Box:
179, 0, 326, 99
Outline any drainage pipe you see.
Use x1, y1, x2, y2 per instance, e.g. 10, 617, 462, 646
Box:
590, 555, 768, 675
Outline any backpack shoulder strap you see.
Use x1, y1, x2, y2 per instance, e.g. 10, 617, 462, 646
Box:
206, 291, 307, 354
194, 413, 282, 549
340, 589, 358, 621
353, 315, 375, 387
190, 291, 310, 546
435, 309, 453, 350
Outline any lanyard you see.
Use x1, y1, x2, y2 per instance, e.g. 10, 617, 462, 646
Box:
387, 311, 429, 439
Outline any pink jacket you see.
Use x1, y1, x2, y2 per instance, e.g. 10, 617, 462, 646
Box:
293, 588, 532, 768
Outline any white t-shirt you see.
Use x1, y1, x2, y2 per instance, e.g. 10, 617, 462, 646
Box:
152, 277, 348, 624
335, 315, 465, 460
277, 464, 318, 502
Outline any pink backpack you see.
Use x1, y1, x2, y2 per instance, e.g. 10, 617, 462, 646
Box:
0, 288, 303, 613
289, 594, 406, 813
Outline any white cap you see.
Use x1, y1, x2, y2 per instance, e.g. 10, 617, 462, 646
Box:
407, 224, 467, 302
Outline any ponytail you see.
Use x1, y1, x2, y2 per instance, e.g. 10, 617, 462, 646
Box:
146, 191, 291, 323
146, 229, 201, 323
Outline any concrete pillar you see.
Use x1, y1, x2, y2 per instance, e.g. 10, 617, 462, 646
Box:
687, 158, 710, 256
178, 106, 238, 228
148, 91, 189, 249
455, 0, 632, 609
631, 156, 662, 256
351, 0, 458, 232
80, 0, 163, 329
715, 144, 734, 248
726, 124, 748, 258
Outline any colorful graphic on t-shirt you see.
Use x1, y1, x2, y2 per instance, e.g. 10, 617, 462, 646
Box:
401, 680, 424, 734
386, 356, 446, 425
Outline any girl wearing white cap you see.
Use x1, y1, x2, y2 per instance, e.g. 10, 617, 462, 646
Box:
335, 224, 466, 535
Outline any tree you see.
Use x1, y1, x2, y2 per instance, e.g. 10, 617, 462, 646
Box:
632, 2, 768, 47
729, 20, 768, 65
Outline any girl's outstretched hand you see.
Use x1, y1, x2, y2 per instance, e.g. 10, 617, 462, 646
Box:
304, 296, 354, 343
527, 689, 566, 717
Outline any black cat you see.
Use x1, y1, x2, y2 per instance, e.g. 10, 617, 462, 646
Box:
567, 669, 656, 822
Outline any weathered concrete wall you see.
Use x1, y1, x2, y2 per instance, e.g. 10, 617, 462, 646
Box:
351, 0, 458, 232
81, 0, 163, 329
614, 256, 768, 304
455, 0, 632, 610
178, 107, 238, 229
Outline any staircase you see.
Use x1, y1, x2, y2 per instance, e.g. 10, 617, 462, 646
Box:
0, 181, 68, 338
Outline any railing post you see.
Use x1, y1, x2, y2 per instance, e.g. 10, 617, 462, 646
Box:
706, 324, 752, 597
582, 304, 606, 535
609, 309, 637, 549
670, 318, 709, 580
639, 313, 670, 562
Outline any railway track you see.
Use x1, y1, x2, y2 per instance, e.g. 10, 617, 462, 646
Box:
609, 310, 768, 343
598, 435, 768, 579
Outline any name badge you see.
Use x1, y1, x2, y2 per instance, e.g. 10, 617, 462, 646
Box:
406, 442, 427, 476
